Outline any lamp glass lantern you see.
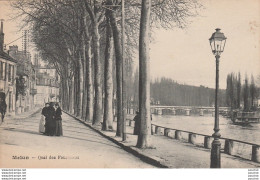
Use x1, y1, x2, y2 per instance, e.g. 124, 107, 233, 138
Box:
209, 28, 227, 56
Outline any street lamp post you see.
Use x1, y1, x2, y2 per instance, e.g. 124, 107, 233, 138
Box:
209, 28, 227, 168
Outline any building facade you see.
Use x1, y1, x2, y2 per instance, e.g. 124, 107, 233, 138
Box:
0, 21, 17, 116
35, 67, 59, 106
8, 45, 37, 113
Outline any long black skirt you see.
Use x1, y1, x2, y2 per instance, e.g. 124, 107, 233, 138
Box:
55, 120, 63, 136
48, 121, 56, 136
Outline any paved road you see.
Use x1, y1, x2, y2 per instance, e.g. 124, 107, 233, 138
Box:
0, 111, 154, 168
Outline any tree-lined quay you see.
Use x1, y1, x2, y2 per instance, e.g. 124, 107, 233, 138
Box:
1, 0, 259, 169
8, 0, 201, 149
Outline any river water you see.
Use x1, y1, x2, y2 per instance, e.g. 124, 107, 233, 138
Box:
152, 114, 260, 145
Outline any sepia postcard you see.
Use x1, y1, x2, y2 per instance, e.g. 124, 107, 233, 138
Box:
0, 0, 259, 177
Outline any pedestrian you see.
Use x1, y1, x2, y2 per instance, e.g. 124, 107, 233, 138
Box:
40, 103, 49, 134
47, 102, 56, 136
133, 111, 140, 135
54, 103, 63, 136
0, 92, 7, 123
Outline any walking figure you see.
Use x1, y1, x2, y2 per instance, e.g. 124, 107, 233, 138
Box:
54, 103, 63, 136
48, 102, 56, 136
40, 103, 49, 133
133, 111, 141, 135
133, 111, 153, 135
0, 92, 7, 123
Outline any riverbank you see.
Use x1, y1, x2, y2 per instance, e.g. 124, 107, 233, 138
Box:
65, 112, 260, 168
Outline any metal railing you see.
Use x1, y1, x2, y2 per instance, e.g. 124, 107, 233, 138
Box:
237, 112, 260, 118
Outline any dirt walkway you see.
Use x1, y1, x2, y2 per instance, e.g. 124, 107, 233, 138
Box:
0, 112, 154, 168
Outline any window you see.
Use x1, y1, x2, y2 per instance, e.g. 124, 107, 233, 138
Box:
8, 64, 12, 82
3, 63, 6, 80
1, 62, 6, 80
9, 65, 14, 82
0, 61, 2, 79
12, 65, 14, 82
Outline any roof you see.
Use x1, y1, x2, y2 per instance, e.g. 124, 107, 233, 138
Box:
0, 51, 18, 63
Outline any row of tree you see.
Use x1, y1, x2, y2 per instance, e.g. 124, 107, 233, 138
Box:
12, 0, 201, 148
150, 77, 226, 107
226, 72, 259, 112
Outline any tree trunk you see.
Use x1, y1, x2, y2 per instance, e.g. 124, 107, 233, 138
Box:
85, 38, 94, 123
78, 53, 83, 117
92, 22, 103, 125
61, 73, 70, 112
237, 73, 241, 109
137, 0, 152, 148
81, 36, 87, 120
81, 59, 87, 119
102, 18, 114, 131
83, 13, 94, 123
73, 64, 79, 116
65, 78, 70, 111
69, 77, 74, 114
73, 59, 82, 117
133, 69, 139, 111
108, 6, 123, 137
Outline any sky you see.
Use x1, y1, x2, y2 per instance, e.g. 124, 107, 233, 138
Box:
0, 0, 260, 89
148, 0, 260, 89
0, 1, 23, 47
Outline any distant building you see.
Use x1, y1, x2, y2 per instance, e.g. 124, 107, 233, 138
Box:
0, 20, 17, 116
8, 45, 36, 113
35, 66, 59, 106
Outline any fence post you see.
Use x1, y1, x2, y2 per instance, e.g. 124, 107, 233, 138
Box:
188, 133, 196, 144
175, 130, 181, 140
224, 139, 234, 155
164, 128, 170, 137
252, 145, 260, 163
204, 136, 212, 149
155, 126, 161, 135
129, 120, 132, 126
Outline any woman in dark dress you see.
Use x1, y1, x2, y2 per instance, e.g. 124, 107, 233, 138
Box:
48, 102, 56, 136
40, 103, 49, 134
133, 111, 140, 135
54, 103, 63, 136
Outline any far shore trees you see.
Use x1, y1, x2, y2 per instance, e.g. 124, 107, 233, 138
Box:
226, 72, 259, 112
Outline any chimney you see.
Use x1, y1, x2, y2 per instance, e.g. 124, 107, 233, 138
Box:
8, 45, 18, 57
0, 19, 4, 52
9, 45, 18, 52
